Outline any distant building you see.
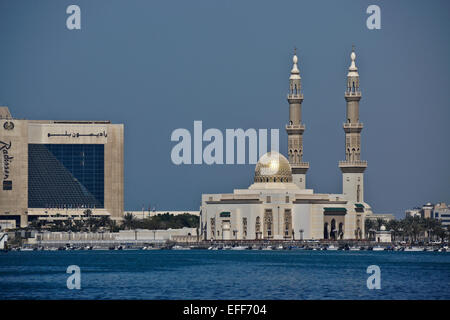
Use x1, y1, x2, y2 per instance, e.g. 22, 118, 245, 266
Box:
365, 213, 395, 222
128, 211, 200, 219
405, 202, 450, 226
433, 202, 450, 226
405, 209, 422, 218
0, 107, 124, 227
374, 225, 392, 243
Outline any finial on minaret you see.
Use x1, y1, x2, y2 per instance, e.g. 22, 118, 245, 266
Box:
290, 48, 300, 77
348, 45, 358, 75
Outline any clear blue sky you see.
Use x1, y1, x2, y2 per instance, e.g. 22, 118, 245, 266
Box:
0, 0, 449, 218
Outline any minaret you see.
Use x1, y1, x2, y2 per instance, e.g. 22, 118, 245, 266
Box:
339, 47, 367, 203
286, 49, 309, 189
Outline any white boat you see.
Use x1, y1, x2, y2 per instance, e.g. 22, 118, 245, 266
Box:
327, 245, 338, 251
276, 245, 284, 250
404, 247, 422, 252
172, 245, 190, 250
142, 246, 159, 250
231, 246, 247, 250
349, 246, 360, 251
222, 245, 232, 250
261, 246, 273, 250
372, 246, 384, 251
92, 246, 108, 250
20, 247, 34, 251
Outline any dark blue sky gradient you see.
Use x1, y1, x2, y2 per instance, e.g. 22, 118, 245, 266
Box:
0, 0, 449, 217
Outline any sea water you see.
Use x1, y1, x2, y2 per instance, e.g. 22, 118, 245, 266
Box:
0, 250, 449, 300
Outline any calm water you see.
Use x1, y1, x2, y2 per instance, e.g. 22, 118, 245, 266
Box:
0, 250, 449, 300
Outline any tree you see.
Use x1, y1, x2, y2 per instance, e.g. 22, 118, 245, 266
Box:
365, 219, 375, 240
123, 212, 135, 230
83, 209, 93, 218
376, 218, 385, 231
387, 219, 400, 241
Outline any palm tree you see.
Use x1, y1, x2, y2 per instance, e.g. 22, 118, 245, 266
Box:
83, 209, 93, 218
365, 219, 376, 240
122, 212, 135, 230
387, 220, 400, 241
376, 218, 385, 231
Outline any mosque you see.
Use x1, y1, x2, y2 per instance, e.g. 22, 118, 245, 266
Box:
199, 48, 373, 241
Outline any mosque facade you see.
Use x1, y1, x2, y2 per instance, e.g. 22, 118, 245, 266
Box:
199, 48, 372, 241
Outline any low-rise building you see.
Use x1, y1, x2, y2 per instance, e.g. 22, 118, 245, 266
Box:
127, 211, 200, 219
365, 213, 395, 222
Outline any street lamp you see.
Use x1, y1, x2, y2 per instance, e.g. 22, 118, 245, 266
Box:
299, 229, 304, 241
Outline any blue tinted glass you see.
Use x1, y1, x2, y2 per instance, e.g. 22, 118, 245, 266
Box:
28, 144, 104, 208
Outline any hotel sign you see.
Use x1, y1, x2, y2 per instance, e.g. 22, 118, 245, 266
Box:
0, 140, 13, 190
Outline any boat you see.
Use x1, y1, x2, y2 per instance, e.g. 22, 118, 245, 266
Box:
172, 245, 190, 250
261, 246, 273, 250
372, 246, 384, 251
327, 245, 338, 251
349, 246, 360, 251
404, 246, 422, 252
231, 245, 248, 250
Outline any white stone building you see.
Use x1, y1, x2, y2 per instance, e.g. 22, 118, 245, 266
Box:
200, 48, 374, 241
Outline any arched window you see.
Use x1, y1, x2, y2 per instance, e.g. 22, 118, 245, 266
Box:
324, 222, 329, 239
331, 219, 336, 240
255, 216, 261, 239
338, 222, 344, 240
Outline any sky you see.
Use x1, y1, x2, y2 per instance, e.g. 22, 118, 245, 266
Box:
0, 0, 449, 218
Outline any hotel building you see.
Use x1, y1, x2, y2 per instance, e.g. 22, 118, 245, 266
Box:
0, 107, 123, 227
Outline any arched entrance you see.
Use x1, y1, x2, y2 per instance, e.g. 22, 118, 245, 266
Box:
255, 216, 261, 239
338, 222, 344, 240
324, 222, 329, 239
330, 219, 336, 240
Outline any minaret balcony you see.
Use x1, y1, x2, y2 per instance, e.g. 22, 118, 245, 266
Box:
344, 91, 361, 100
285, 124, 305, 134
339, 160, 367, 168
291, 161, 309, 168
291, 162, 309, 174
287, 94, 304, 102
343, 122, 363, 133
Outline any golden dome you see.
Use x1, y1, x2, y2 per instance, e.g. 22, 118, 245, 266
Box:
254, 151, 292, 183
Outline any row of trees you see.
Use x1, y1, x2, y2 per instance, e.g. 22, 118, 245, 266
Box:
365, 216, 450, 243
26, 210, 199, 233
122, 212, 199, 230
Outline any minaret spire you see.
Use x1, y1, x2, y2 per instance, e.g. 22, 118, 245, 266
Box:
339, 47, 367, 203
286, 48, 309, 189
